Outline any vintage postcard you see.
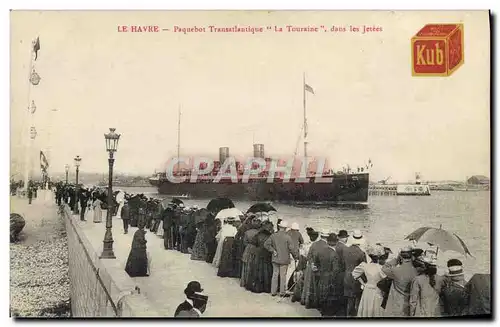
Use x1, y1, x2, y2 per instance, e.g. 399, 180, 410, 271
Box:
9, 10, 490, 318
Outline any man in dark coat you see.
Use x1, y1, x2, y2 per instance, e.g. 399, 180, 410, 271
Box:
121, 201, 131, 234
55, 185, 62, 205
314, 233, 344, 317
343, 235, 367, 317
79, 190, 89, 221
163, 206, 174, 250
315, 233, 345, 317
68, 187, 75, 211
382, 246, 418, 316
27, 185, 33, 204
465, 273, 490, 316
204, 216, 218, 263
174, 281, 208, 318
302, 229, 329, 309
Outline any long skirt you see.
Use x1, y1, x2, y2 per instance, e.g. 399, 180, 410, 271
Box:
125, 248, 149, 277
205, 241, 217, 264
243, 245, 260, 291
240, 244, 257, 287
85, 207, 93, 221
151, 219, 161, 233
212, 238, 226, 268
357, 285, 384, 317
93, 207, 102, 223
248, 249, 272, 293
217, 237, 237, 277
191, 231, 207, 261
231, 238, 245, 278
292, 271, 305, 302
301, 262, 319, 309
156, 221, 164, 237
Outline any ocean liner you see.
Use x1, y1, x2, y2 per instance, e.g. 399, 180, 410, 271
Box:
149, 76, 370, 204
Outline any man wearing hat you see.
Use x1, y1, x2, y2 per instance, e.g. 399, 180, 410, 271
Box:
287, 222, 304, 251
264, 220, 300, 297
174, 281, 209, 317
120, 200, 131, 234
336, 230, 349, 262
441, 259, 469, 316
316, 233, 345, 317
301, 229, 330, 308
382, 245, 418, 317
342, 230, 367, 317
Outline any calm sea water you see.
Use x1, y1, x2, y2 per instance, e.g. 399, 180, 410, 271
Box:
121, 186, 490, 279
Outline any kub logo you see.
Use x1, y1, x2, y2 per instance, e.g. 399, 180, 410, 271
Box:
412, 24, 464, 77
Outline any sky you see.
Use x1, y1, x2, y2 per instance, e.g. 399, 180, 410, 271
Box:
10, 10, 490, 182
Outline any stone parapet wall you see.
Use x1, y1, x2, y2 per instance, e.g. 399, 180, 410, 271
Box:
61, 205, 159, 317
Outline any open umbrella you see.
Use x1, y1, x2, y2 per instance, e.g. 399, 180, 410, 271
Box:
207, 197, 235, 214
215, 208, 244, 220
171, 198, 184, 205
247, 202, 277, 214
193, 208, 211, 224
404, 225, 473, 257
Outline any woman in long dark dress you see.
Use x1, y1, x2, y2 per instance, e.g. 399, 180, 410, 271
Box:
242, 219, 263, 290
204, 216, 218, 264
125, 225, 149, 277
191, 221, 207, 261
232, 215, 254, 278
248, 221, 274, 293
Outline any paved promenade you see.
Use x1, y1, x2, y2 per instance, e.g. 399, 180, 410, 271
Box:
10, 193, 70, 317
73, 209, 320, 317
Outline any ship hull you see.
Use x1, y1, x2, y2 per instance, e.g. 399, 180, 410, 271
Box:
150, 173, 369, 204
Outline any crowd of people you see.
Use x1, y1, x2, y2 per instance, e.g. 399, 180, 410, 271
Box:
49, 181, 490, 318
117, 195, 490, 318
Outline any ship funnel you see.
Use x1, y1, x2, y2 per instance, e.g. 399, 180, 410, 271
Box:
253, 144, 265, 158
219, 147, 230, 163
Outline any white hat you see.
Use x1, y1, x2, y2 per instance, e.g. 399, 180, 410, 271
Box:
291, 222, 299, 231
278, 220, 288, 228
352, 230, 363, 239
320, 229, 330, 238
178, 203, 185, 208
192, 205, 199, 209
350, 230, 365, 245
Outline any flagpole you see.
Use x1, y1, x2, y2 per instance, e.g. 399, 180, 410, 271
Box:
177, 105, 181, 173
23, 41, 35, 193
303, 72, 308, 168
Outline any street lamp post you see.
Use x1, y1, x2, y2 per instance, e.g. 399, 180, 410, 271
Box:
65, 164, 69, 184
100, 128, 120, 259
73, 155, 82, 215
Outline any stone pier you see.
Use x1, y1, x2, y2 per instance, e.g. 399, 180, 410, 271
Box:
61, 205, 320, 317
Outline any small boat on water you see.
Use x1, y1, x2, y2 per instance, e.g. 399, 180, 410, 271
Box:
172, 194, 190, 200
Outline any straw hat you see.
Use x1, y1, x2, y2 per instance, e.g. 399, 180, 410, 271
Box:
446, 259, 464, 276
319, 229, 330, 238
350, 230, 365, 245
278, 220, 288, 229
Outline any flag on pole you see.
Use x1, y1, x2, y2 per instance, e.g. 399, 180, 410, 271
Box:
304, 83, 315, 94
40, 151, 49, 172
33, 37, 40, 61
